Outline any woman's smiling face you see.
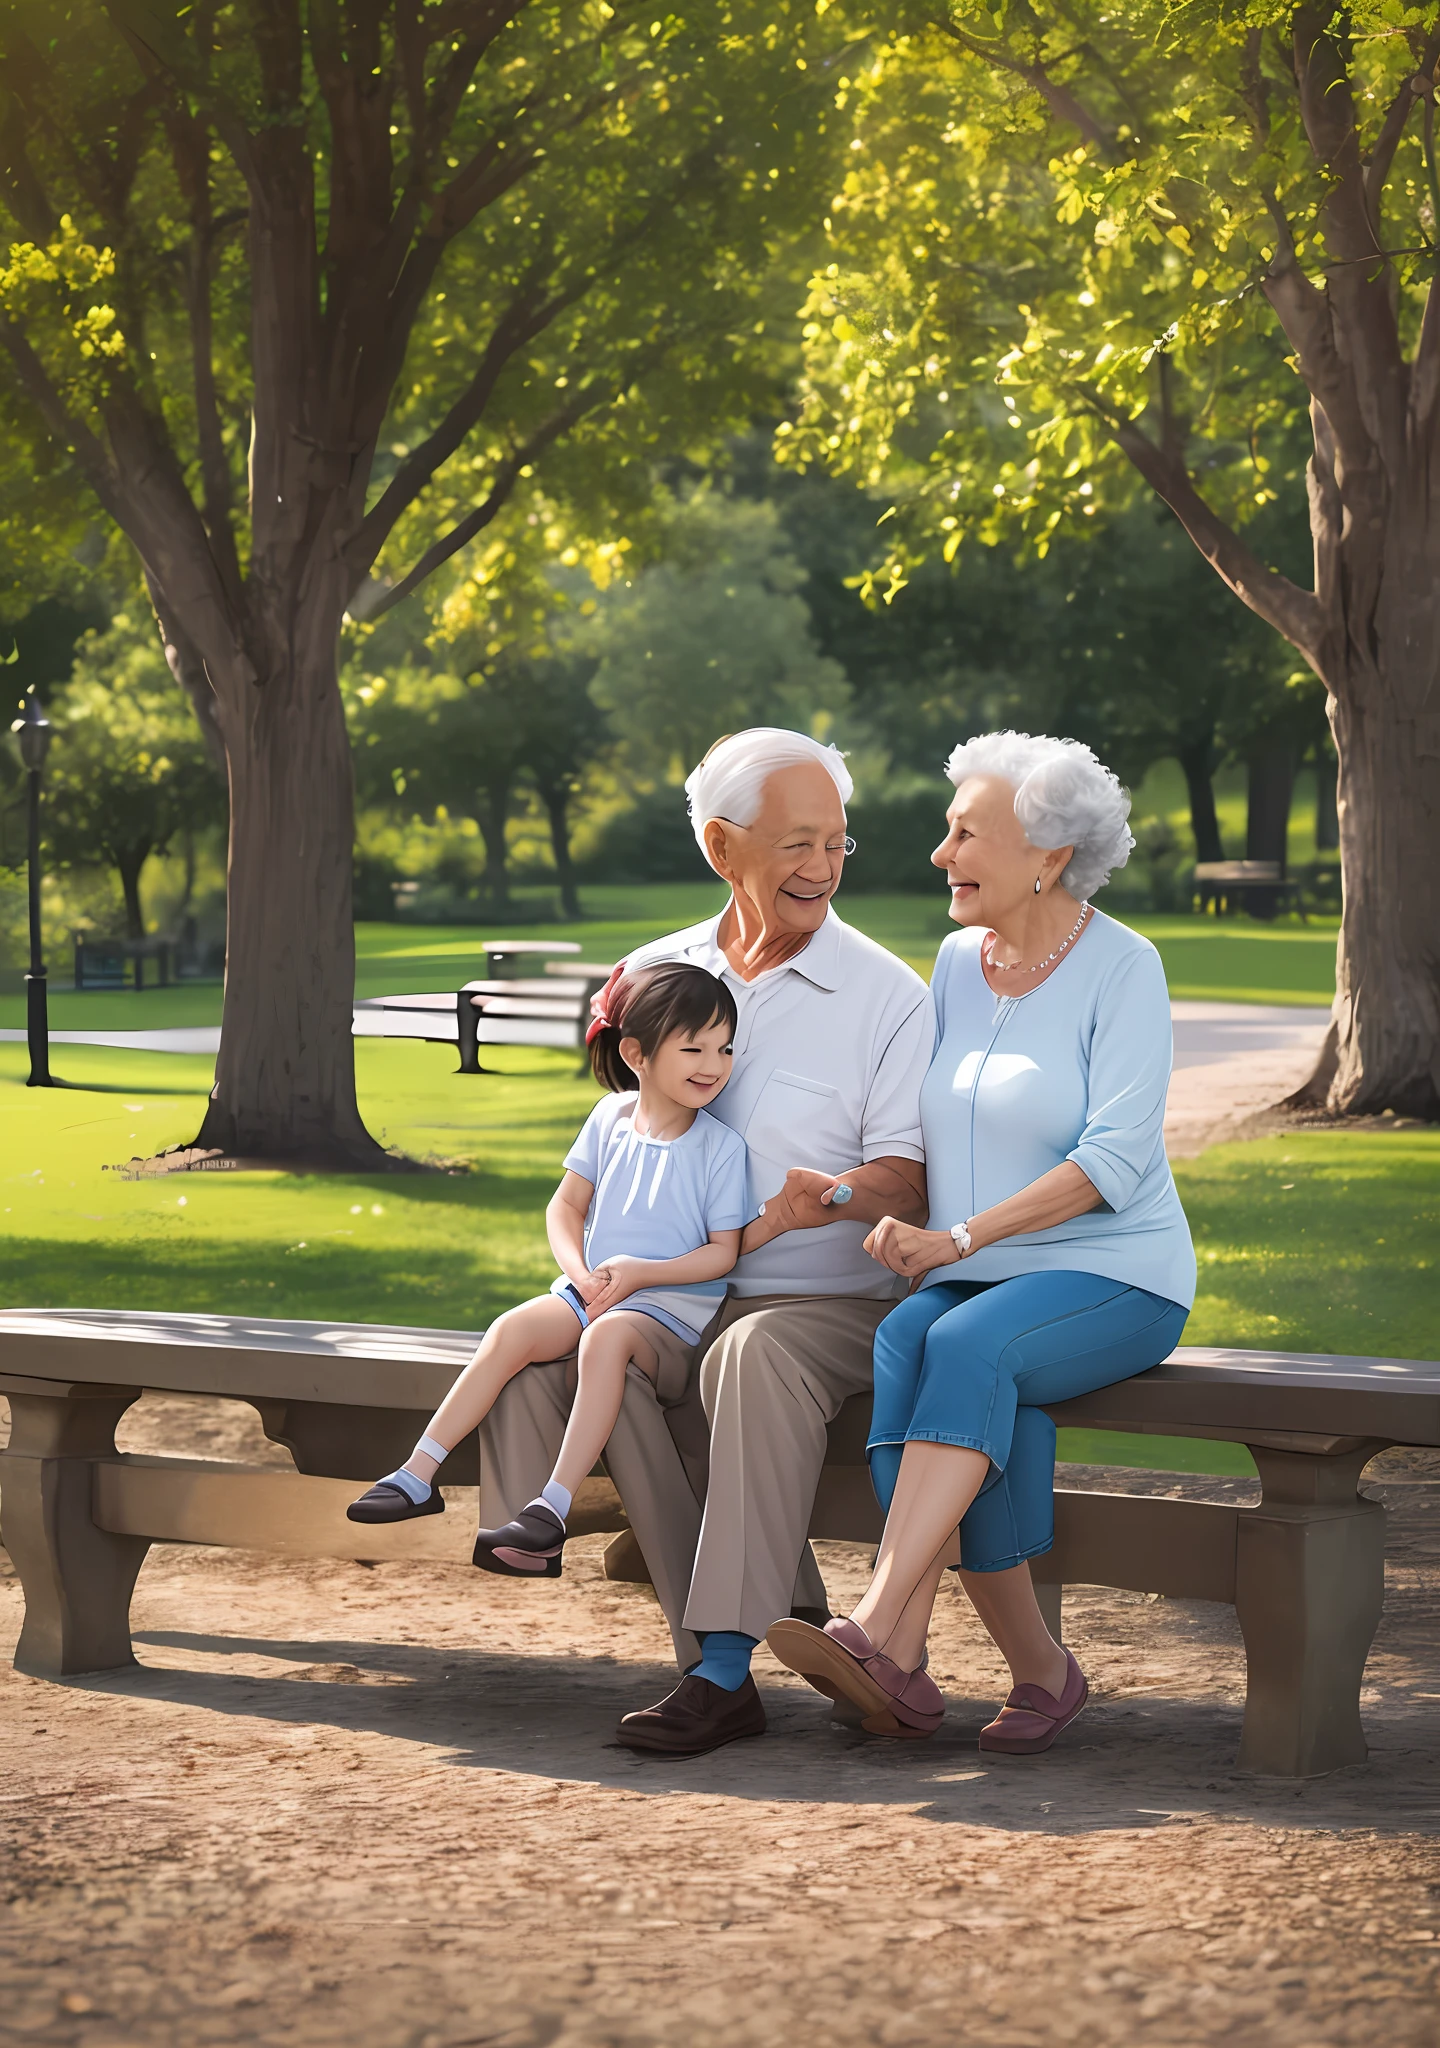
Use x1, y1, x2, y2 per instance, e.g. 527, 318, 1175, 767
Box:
933, 774, 1062, 927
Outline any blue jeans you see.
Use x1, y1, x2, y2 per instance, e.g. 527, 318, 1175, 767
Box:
867, 1271, 1189, 1574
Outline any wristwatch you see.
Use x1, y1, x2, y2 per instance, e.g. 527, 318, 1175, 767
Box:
950, 1220, 973, 1258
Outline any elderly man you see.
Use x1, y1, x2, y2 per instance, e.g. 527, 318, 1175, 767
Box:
477, 727, 931, 1756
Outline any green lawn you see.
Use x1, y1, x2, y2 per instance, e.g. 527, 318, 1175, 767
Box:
2, 1035, 1433, 1478
0, 883, 1336, 1033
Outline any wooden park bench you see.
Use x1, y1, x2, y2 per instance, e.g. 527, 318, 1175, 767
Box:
1193, 860, 1307, 922
2, 1307, 1435, 1777
354, 962, 613, 1074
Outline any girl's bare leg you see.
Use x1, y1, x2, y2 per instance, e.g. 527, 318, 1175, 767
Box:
402, 1297, 583, 1483
848, 1442, 988, 1657
958, 1563, 1069, 1696
549, 1312, 659, 1500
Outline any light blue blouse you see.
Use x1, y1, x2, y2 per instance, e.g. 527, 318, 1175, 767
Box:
919, 913, 1196, 1309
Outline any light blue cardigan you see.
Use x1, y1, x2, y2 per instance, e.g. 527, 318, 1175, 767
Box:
919, 911, 1197, 1310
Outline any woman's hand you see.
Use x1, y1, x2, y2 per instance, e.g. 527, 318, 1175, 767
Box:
584, 1254, 650, 1316
863, 1217, 962, 1280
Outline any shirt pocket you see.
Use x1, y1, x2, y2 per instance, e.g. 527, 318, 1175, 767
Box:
744, 1068, 855, 1179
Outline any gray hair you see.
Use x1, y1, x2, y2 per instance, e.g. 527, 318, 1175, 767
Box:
685, 727, 853, 868
944, 730, 1134, 898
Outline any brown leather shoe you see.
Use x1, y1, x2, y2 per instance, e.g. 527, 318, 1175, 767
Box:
615, 1673, 766, 1757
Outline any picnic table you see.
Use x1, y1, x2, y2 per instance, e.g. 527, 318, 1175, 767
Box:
481, 939, 582, 979
3, 1309, 1437, 1777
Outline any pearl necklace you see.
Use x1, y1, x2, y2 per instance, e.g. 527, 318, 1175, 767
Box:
984, 902, 1092, 976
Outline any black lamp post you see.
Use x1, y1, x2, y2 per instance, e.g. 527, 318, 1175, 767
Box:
16, 693, 53, 1087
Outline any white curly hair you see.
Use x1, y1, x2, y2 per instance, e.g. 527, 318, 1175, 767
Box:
944, 730, 1135, 899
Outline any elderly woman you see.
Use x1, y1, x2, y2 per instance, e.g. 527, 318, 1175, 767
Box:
768, 731, 1195, 1755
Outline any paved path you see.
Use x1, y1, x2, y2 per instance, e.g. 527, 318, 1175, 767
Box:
1, 998, 1333, 1067
1168, 999, 1330, 1070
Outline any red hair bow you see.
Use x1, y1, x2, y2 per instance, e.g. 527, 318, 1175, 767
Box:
585, 960, 629, 1048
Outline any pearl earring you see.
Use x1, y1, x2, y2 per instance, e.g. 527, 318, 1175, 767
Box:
1034, 876, 1043, 894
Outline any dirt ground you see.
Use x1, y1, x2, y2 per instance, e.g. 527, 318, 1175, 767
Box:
3, 1391, 1440, 2048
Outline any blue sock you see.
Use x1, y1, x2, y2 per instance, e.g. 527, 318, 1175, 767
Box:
690, 1630, 759, 1692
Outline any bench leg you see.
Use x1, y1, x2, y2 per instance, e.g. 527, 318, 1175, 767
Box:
1032, 1575, 1063, 1643
1234, 1444, 1386, 1776
455, 991, 491, 1075
0, 1386, 151, 1678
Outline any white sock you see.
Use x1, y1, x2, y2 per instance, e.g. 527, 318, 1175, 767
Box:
539, 1479, 572, 1521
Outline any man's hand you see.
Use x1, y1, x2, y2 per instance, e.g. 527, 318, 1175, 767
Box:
584, 1254, 651, 1316
863, 1218, 962, 1280
740, 1156, 927, 1255
740, 1168, 850, 1254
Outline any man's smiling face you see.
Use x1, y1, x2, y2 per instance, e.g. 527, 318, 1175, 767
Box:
708, 760, 849, 939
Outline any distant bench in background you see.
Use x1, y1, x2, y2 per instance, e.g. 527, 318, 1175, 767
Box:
353, 961, 614, 1074
2, 1308, 1437, 1778
1193, 860, 1307, 922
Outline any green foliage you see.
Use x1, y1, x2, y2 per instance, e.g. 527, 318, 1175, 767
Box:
38, 611, 225, 936
780, 0, 1431, 583
589, 489, 849, 780
0, 0, 850, 625
347, 609, 611, 913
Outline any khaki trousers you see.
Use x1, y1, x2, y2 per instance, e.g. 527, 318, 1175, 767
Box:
476, 1339, 712, 1669
477, 1291, 894, 1664
684, 1293, 893, 1643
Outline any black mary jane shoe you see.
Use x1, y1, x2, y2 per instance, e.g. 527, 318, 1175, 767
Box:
472, 1500, 566, 1578
346, 1478, 445, 1525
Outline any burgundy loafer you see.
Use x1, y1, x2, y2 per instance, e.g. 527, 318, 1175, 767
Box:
978, 1648, 1089, 1755
766, 1617, 944, 1738
615, 1673, 766, 1757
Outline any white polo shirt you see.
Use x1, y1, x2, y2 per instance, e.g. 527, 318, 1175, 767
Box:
625, 907, 932, 1298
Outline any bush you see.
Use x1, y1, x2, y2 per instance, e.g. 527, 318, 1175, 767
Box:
844, 789, 949, 892
578, 787, 711, 884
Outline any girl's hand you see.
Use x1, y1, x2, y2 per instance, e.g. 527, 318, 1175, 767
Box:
571, 1268, 606, 1307
584, 1255, 649, 1316
863, 1218, 961, 1279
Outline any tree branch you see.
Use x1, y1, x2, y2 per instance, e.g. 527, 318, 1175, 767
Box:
350, 270, 579, 569
1255, 185, 1376, 479
0, 313, 123, 519
1077, 383, 1323, 660
160, 99, 244, 612
1288, 6, 1407, 466
144, 564, 228, 775
361, 390, 608, 618
929, 15, 1122, 162
1363, 58, 1434, 222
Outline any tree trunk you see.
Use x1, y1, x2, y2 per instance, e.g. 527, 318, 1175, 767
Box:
540, 780, 581, 920
192, 635, 389, 1167
478, 782, 511, 910
115, 844, 150, 941
1176, 735, 1225, 863
1313, 687, 1440, 1118
1245, 741, 1296, 868
1314, 745, 1339, 852
1243, 740, 1297, 919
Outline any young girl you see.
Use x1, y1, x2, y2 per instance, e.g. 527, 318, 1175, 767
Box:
347, 960, 748, 1577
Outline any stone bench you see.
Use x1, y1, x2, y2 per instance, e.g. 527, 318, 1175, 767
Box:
2, 1308, 1436, 1778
